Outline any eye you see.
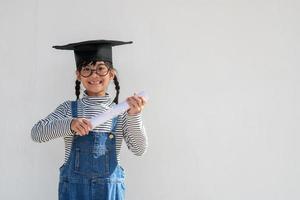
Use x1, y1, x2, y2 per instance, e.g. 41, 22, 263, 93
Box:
97, 65, 107, 71
82, 67, 91, 72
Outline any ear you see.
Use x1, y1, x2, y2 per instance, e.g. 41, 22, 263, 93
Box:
109, 69, 115, 81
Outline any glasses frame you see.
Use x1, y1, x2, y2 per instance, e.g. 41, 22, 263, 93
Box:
79, 64, 111, 78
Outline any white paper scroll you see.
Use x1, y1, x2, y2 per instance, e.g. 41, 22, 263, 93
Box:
90, 91, 149, 129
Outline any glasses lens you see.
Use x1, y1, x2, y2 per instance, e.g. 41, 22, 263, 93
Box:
96, 64, 109, 76
80, 67, 92, 77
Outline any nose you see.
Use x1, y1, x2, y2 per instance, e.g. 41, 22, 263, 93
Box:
90, 69, 99, 77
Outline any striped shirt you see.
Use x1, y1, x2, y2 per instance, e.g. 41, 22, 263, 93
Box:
31, 90, 148, 164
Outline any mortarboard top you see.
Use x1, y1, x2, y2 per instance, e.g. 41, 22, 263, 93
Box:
52, 40, 133, 67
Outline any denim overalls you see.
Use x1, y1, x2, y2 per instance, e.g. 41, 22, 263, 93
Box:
58, 101, 126, 200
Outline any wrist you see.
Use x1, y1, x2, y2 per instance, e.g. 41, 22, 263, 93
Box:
127, 110, 141, 116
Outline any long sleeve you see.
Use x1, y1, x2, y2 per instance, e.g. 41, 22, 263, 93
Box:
121, 111, 148, 156
31, 101, 74, 143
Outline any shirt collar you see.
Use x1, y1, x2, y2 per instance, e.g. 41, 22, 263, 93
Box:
81, 90, 114, 107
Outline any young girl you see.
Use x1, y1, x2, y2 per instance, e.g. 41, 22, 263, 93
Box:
31, 40, 148, 200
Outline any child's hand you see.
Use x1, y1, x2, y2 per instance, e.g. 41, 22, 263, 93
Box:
126, 93, 147, 115
71, 118, 92, 136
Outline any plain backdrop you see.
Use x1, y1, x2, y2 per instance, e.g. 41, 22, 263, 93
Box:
0, 0, 299, 199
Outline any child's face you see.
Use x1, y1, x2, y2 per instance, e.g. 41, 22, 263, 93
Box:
76, 61, 115, 96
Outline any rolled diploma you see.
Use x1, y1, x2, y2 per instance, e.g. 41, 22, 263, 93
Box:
90, 91, 149, 129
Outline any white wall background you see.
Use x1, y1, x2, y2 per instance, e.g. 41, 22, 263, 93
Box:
0, 0, 299, 199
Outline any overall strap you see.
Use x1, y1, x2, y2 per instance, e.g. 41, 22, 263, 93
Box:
71, 101, 78, 118
111, 116, 119, 133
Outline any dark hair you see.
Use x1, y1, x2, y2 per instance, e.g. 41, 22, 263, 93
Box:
75, 60, 120, 104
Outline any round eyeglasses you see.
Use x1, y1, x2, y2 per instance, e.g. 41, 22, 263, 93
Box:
79, 64, 110, 77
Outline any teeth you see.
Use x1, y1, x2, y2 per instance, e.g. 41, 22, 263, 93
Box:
89, 80, 102, 85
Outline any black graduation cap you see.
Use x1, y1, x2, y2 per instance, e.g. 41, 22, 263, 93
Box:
52, 40, 133, 67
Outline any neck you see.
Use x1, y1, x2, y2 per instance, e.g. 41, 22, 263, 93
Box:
86, 90, 106, 96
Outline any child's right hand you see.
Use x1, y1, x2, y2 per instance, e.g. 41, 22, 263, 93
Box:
70, 118, 92, 136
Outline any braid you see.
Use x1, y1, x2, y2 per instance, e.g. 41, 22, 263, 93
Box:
74, 61, 87, 100
75, 80, 81, 100
113, 75, 120, 104
104, 61, 120, 104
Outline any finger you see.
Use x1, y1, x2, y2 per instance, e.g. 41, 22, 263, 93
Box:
127, 99, 135, 109
126, 97, 131, 104
81, 119, 91, 133
130, 98, 139, 109
82, 119, 92, 130
130, 100, 140, 112
140, 97, 146, 109
136, 95, 145, 106
128, 99, 140, 113
132, 96, 142, 107
79, 123, 89, 135
128, 96, 139, 107
140, 96, 147, 105
76, 126, 85, 136
127, 98, 135, 108
133, 101, 140, 110
77, 124, 87, 135
74, 126, 82, 136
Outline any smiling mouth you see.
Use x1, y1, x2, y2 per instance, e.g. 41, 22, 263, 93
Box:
88, 80, 103, 85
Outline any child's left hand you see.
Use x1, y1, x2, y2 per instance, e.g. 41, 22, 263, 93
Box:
126, 93, 147, 115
